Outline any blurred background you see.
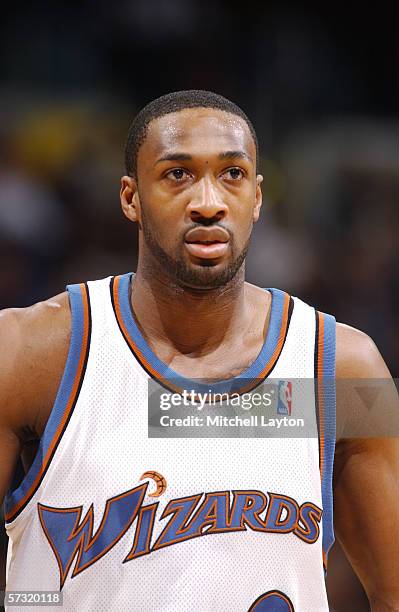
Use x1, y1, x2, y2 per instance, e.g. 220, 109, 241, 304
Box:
1, 1, 398, 609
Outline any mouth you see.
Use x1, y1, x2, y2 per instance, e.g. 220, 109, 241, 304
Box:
184, 241, 229, 259
184, 227, 230, 260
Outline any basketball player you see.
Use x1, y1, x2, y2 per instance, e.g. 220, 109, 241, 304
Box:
1, 91, 398, 611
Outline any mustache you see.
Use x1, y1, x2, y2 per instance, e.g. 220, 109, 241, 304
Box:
183, 222, 233, 240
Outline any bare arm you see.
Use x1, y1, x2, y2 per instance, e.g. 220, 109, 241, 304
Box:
0, 295, 70, 505
334, 323, 399, 611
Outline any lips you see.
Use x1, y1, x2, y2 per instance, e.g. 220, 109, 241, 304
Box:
185, 227, 230, 244
184, 226, 230, 260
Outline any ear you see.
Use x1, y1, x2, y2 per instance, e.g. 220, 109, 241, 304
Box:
253, 174, 263, 223
120, 176, 141, 224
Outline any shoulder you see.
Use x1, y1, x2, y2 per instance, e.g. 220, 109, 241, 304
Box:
0, 292, 71, 359
334, 321, 395, 445
0, 291, 70, 332
335, 321, 391, 378
0, 293, 71, 438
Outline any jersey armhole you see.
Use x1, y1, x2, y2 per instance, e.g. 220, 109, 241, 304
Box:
315, 310, 336, 573
4, 283, 91, 524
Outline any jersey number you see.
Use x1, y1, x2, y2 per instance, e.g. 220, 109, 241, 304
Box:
248, 590, 294, 611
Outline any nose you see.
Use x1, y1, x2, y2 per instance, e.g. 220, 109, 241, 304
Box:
187, 177, 228, 223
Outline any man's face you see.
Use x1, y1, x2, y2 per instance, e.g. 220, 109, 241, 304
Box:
121, 108, 263, 290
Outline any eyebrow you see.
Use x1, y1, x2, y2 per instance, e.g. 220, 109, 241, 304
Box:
155, 150, 253, 165
155, 152, 193, 164
218, 150, 253, 163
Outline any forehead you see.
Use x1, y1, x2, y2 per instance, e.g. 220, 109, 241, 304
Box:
142, 108, 255, 160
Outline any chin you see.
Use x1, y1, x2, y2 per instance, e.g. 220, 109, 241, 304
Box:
174, 261, 240, 291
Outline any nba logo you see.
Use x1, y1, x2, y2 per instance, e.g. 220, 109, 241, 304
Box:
277, 381, 292, 416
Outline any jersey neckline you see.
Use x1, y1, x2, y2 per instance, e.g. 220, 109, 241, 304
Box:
111, 272, 293, 394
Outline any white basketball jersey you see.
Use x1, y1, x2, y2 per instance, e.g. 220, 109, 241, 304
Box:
4, 273, 336, 612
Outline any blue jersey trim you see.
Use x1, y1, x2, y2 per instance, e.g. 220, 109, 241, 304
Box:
4, 284, 90, 523
319, 312, 336, 569
115, 272, 290, 394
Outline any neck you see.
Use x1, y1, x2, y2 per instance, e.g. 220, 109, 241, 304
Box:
131, 260, 248, 356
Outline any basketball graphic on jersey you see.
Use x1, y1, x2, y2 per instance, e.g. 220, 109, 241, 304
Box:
140, 470, 167, 497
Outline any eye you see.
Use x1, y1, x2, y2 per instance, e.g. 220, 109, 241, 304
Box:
165, 168, 191, 182
221, 167, 245, 181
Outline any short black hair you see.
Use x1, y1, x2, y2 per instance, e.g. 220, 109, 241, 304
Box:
124, 90, 259, 178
